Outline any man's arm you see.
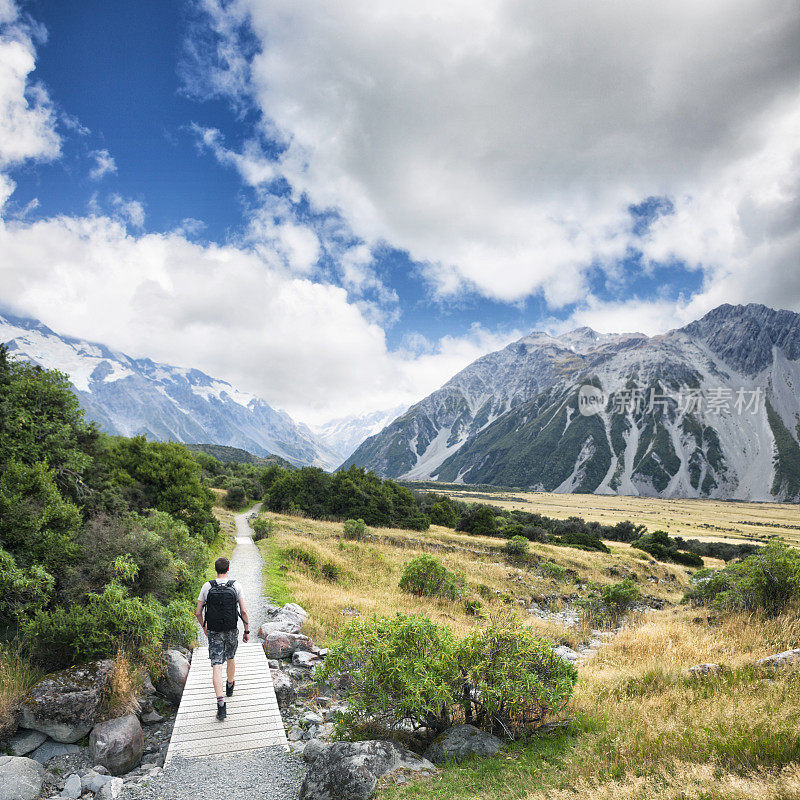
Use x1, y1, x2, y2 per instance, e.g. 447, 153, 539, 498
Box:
239, 597, 250, 642
195, 600, 207, 635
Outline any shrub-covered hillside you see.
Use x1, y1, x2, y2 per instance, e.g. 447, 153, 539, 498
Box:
0, 345, 223, 684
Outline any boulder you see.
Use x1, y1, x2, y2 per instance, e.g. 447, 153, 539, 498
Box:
553, 645, 581, 663
5, 729, 46, 757
259, 619, 301, 639
154, 650, 190, 704
299, 740, 436, 800
89, 715, 144, 776
82, 770, 114, 793
283, 603, 309, 621
20, 660, 114, 743
303, 739, 329, 763
95, 777, 124, 800
293, 651, 323, 669
271, 670, 297, 708
754, 649, 800, 670
264, 632, 313, 660
423, 724, 502, 765
685, 663, 725, 677
0, 756, 45, 800
29, 740, 82, 763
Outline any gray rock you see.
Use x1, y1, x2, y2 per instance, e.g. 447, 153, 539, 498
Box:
259, 619, 301, 638
82, 769, 114, 793
299, 740, 436, 800
19, 660, 115, 743
0, 755, 45, 800
754, 649, 800, 670
271, 669, 297, 708
264, 632, 313, 660
153, 651, 190, 704
302, 711, 325, 728
95, 776, 124, 800
5, 729, 47, 756
423, 724, 503, 764
685, 663, 725, 677
61, 772, 82, 798
29, 741, 82, 764
553, 645, 581, 663
282, 603, 309, 621
303, 739, 329, 763
139, 710, 164, 725
293, 651, 323, 669
89, 715, 143, 776
140, 674, 156, 696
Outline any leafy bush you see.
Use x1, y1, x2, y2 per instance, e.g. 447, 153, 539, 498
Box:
320, 562, 342, 582
504, 535, 529, 559
456, 504, 499, 536
601, 579, 641, 616
343, 518, 367, 540
251, 517, 274, 542
283, 545, 320, 571
684, 542, 800, 616
538, 561, 566, 580
429, 500, 458, 528
632, 530, 704, 567
224, 483, 247, 509
399, 555, 460, 600
317, 614, 577, 740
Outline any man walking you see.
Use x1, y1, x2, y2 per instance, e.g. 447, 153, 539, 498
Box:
196, 557, 250, 719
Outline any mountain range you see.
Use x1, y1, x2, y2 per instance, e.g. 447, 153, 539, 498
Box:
0, 312, 343, 470
344, 304, 800, 502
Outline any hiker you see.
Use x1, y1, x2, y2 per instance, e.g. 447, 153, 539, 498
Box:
195, 556, 251, 720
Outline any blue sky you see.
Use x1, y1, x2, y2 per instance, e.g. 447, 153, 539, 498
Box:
1, 0, 799, 421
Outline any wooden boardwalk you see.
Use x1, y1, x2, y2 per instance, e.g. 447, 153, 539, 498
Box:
165, 642, 288, 762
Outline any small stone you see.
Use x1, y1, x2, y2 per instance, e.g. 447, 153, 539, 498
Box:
553, 645, 581, 663
302, 711, 324, 727
685, 663, 725, 677
754, 649, 800, 670
82, 770, 113, 793
139, 711, 163, 726
288, 726, 303, 742
60, 773, 81, 798
95, 777, 124, 800
293, 651, 322, 669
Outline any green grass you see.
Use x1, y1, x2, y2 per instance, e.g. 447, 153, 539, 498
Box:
259, 534, 294, 606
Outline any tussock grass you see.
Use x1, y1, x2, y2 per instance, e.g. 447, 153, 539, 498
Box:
106, 647, 141, 719
0, 642, 42, 737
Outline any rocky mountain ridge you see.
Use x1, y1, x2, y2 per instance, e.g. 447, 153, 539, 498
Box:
344, 303, 800, 501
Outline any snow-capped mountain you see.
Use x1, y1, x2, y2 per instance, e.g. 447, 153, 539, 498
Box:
343, 304, 800, 501
0, 313, 341, 470
311, 405, 409, 462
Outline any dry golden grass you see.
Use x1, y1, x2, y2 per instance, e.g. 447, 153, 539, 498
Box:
422, 487, 800, 547
256, 511, 693, 648
106, 647, 141, 719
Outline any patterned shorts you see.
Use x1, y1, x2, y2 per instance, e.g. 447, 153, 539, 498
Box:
208, 629, 239, 666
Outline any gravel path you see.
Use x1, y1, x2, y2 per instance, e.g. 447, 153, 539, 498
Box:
122, 505, 305, 800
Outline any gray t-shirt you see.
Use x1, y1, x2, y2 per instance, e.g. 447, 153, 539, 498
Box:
198, 578, 244, 605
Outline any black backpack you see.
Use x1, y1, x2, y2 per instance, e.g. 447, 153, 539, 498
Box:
205, 580, 239, 632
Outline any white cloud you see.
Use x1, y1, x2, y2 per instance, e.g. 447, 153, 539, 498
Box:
0, 212, 516, 422
89, 148, 117, 181
193, 0, 800, 310
0, 5, 60, 169
111, 194, 145, 228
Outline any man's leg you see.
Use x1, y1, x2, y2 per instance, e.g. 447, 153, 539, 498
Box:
212, 663, 226, 698
227, 658, 235, 684
208, 632, 227, 718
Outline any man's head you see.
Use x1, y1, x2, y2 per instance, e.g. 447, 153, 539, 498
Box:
215, 557, 230, 575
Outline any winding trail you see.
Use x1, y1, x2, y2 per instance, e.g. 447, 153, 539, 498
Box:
124, 506, 305, 800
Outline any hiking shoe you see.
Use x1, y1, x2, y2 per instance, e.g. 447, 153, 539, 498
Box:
226, 681, 235, 697
216, 702, 227, 720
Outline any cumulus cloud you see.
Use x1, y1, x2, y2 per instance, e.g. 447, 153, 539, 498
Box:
110, 194, 145, 228
0, 212, 518, 421
0, 4, 59, 169
191, 0, 800, 311
89, 148, 117, 180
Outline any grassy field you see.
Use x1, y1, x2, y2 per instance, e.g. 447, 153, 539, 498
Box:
254, 506, 800, 800
415, 486, 800, 547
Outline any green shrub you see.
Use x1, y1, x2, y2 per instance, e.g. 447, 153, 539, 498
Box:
399, 555, 460, 600
251, 517, 274, 542
632, 530, 704, 567
429, 500, 458, 528
476, 583, 493, 600
504, 535, 529, 558
538, 561, 566, 580
317, 614, 577, 740
343, 519, 367, 540
282, 545, 320, 571
224, 483, 247, 509
684, 542, 800, 616
456, 504, 499, 537
321, 561, 342, 582
601, 578, 641, 616
463, 597, 482, 616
